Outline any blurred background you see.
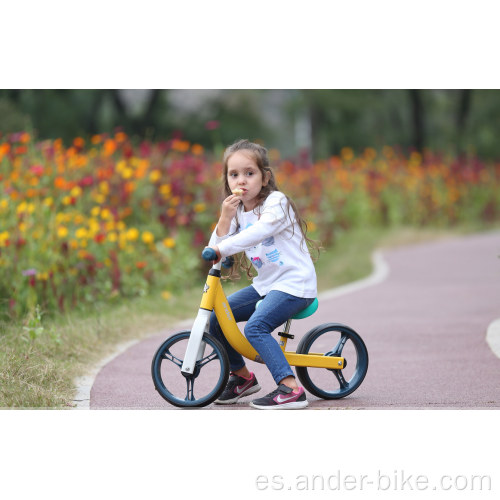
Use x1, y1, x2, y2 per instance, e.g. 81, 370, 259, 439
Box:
1, 89, 500, 318
2, 89, 500, 159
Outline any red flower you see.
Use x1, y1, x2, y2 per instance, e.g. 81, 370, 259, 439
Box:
30, 164, 44, 176
205, 120, 220, 130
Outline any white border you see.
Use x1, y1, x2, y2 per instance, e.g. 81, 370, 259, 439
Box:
72, 251, 390, 410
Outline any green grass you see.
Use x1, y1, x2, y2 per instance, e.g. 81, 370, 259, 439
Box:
1, 223, 498, 408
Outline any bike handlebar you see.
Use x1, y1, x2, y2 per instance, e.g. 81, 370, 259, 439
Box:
202, 248, 234, 269
202, 247, 217, 262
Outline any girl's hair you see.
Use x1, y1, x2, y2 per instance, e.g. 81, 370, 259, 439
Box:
220, 139, 324, 282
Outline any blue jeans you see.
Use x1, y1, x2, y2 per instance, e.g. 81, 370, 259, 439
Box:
209, 285, 315, 385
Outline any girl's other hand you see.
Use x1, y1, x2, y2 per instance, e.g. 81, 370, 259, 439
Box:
221, 194, 241, 221
205, 245, 221, 264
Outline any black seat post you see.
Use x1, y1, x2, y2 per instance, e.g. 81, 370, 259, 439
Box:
278, 319, 294, 352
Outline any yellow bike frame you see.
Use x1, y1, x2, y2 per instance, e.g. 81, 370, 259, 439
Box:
200, 270, 345, 370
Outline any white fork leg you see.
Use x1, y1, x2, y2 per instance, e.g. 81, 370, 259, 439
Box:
181, 309, 211, 374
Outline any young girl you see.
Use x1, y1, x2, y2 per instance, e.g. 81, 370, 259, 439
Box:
206, 139, 321, 410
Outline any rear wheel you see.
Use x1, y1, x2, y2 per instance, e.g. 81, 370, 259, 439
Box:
295, 323, 368, 400
151, 330, 230, 408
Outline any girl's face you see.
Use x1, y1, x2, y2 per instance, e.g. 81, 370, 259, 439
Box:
227, 151, 269, 212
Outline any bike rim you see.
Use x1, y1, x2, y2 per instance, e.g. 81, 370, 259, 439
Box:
302, 326, 368, 399
153, 333, 227, 407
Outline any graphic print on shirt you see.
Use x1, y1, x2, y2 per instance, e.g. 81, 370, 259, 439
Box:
262, 236, 275, 247
250, 257, 263, 269
266, 248, 284, 268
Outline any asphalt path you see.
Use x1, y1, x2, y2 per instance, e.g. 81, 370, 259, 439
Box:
90, 231, 500, 410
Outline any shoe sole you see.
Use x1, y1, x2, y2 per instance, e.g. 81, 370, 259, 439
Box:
214, 384, 262, 405
249, 400, 309, 410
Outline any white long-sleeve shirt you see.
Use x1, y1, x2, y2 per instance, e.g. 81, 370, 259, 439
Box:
208, 191, 317, 298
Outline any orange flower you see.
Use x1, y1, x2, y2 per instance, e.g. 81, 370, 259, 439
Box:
135, 261, 147, 269
115, 132, 128, 142
15, 146, 27, 155
91, 135, 102, 144
103, 139, 117, 156
73, 137, 85, 148
54, 177, 67, 189
0, 143, 11, 155
191, 144, 204, 155
20, 133, 31, 144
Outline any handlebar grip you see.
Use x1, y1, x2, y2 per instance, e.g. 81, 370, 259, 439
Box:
202, 248, 217, 262
222, 256, 234, 269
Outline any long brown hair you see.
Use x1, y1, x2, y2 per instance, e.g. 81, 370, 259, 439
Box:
220, 139, 323, 282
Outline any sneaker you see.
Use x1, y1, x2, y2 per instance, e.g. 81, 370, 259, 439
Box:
250, 384, 308, 410
214, 372, 261, 404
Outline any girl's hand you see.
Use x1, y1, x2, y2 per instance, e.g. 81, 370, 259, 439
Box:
220, 194, 242, 221
205, 245, 222, 264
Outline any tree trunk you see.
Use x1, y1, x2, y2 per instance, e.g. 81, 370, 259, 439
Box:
456, 89, 472, 155
408, 89, 425, 152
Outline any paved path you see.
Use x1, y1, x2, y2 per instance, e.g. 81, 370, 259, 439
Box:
90, 232, 500, 410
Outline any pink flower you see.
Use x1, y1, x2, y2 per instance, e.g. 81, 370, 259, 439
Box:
205, 120, 220, 131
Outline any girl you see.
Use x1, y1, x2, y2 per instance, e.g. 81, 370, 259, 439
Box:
206, 139, 322, 410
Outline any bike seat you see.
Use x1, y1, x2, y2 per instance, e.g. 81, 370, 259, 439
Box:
255, 298, 318, 320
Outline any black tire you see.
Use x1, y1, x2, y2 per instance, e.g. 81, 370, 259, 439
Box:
151, 330, 230, 408
295, 323, 368, 400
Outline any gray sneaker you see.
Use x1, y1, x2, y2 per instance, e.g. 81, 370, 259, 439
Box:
214, 372, 261, 404
250, 384, 308, 410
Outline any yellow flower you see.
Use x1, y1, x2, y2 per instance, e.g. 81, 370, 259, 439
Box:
116, 221, 126, 231
69, 239, 79, 249
62, 196, 72, 205
88, 218, 100, 232
105, 220, 115, 231
104, 258, 112, 267
171, 196, 180, 206
79, 239, 88, 248
108, 232, 118, 242
93, 193, 105, 204
37, 272, 49, 281
307, 221, 317, 232
43, 197, 53, 207
161, 291, 172, 300
99, 181, 109, 195
70, 186, 82, 197
101, 208, 112, 220
19, 222, 27, 232
16, 201, 27, 214
57, 226, 68, 238
149, 169, 161, 183
163, 238, 175, 248
0, 231, 10, 242
91, 206, 100, 217
159, 184, 171, 195
122, 167, 133, 179
141, 231, 154, 244
116, 160, 126, 173
75, 228, 88, 239
0, 199, 8, 210
126, 228, 139, 241
194, 203, 206, 213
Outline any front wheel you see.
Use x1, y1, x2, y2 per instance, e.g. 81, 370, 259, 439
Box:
151, 330, 230, 408
295, 323, 368, 400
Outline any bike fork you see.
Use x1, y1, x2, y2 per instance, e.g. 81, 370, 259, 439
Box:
181, 309, 210, 375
